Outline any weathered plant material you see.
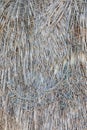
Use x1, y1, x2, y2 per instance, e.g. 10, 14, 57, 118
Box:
0, 0, 87, 130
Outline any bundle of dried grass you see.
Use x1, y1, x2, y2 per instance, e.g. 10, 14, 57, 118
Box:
0, 0, 87, 130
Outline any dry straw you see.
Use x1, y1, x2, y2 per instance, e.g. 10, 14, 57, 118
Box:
0, 0, 87, 130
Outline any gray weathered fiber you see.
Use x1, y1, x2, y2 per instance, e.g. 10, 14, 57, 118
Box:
0, 0, 87, 130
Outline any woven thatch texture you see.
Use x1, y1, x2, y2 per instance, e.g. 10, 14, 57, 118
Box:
0, 0, 87, 130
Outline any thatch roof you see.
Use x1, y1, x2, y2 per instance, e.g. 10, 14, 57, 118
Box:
0, 0, 87, 130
